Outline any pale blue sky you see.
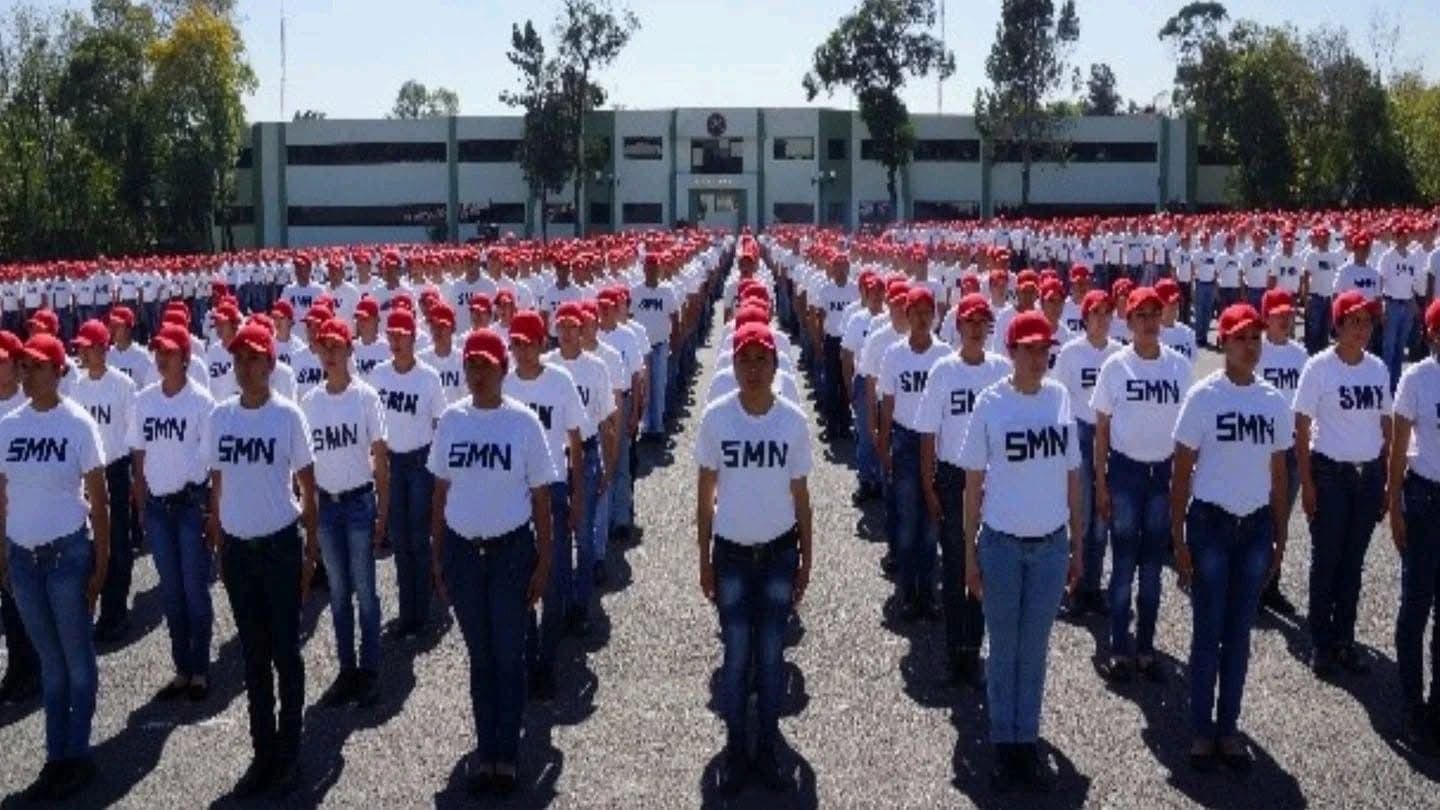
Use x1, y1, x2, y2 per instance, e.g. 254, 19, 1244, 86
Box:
36, 0, 1440, 121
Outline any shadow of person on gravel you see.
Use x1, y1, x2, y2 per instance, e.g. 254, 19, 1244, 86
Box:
698, 658, 813, 807
94, 584, 165, 657
951, 733, 1091, 810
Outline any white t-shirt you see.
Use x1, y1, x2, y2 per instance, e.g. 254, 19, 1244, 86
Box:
1160, 323, 1197, 362
207, 396, 314, 539
1334, 262, 1382, 301
1240, 249, 1270, 288
503, 366, 587, 475
705, 367, 802, 406
368, 360, 446, 453
1293, 347, 1391, 462
958, 378, 1080, 537
543, 351, 616, 441
444, 276, 498, 311
878, 340, 952, 431
1090, 346, 1192, 463
1175, 370, 1295, 517
1378, 247, 1421, 300
204, 342, 235, 401
300, 381, 386, 495
914, 352, 1012, 466
280, 282, 325, 314
109, 344, 154, 391
353, 339, 391, 381
0, 400, 104, 546
1258, 338, 1308, 408
599, 326, 644, 388
289, 346, 325, 398
859, 322, 904, 379
695, 393, 813, 545
1052, 336, 1122, 425
1303, 249, 1338, 296
817, 281, 861, 336
66, 367, 137, 465
418, 347, 466, 404
1271, 253, 1304, 294
427, 397, 559, 538
129, 379, 215, 496
1395, 357, 1440, 484
629, 282, 679, 345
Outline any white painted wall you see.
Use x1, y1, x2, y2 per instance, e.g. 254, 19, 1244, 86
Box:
615, 110, 672, 226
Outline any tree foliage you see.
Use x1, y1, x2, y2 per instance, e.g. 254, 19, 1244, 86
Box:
0, 0, 252, 258
975, 0, 1080, 211
1083, 62, 1120, 115
1391, 72, 1440, 203
500, 21, 577, 242
388, 79, 459, 119
803, 0, 954, 220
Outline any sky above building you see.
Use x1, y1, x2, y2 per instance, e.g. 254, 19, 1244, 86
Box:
35, 0, 1440, 122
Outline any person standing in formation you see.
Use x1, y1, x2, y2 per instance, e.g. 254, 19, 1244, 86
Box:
301, 318, 389, 709
130, 324, 216, 702
0, 330, 39, 708
1255, 290, 1308, 615
696, 320, 813, 796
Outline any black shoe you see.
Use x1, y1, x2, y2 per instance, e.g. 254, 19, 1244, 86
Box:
898, 596, 922, 623
717, 751, 750, 797
529, 670, 557, 702
1261, 584, 1296, 615
961, 652, 986, 689
155, 678, 189, 702
232, 756, 272, 799
1017, 744, 1056, 792
318, 670, 359, 707
22, 761, 64, 802
491, 768, 519, 797
354, 670, 380, 708
1136, 657, 1166, 684
1335, 644, 1371, 675
1217, 739, 1253, 772
1311, 649, 1338, 678
880, 553, 896, 576
1102, 657, 1134, 683
1189, 747, 1219, 773
466, 768, 495, 797
1403, 705, 1436, 754
383, 618, 410, 639
989, 745, 1021, 793
187, 680, 210, 703
94, 618, 131, 644
751, 747, 791, 792
268, 758, 302, 796
1084, 589, 1108, 616
610, 525, 632, 545
566, 609, 591, 638
851, 489, 868, 507
47, 757, 96, 801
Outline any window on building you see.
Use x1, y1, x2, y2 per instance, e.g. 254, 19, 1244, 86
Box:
858, 200, 893, 224
772, 137, 815, 160
622, 136, 664, 160
589, 202, 613, 227
287, 204, 447, 227
228, 205, 256, 225
913, 200, 979, 221
235, 147, 253, 170
546, 203, 576, 224
827, 138, 848, 161
826, 201, 849, 227
622, 202, 664, 224
771, 202, 815, 224
913, 139, 981, 162
690, 138, 744, 174
287, 142, 447, 165
457, 139, 522, 163
990, 140, 1158, 163
458, 202, 526, 224
860, 139, 880, 161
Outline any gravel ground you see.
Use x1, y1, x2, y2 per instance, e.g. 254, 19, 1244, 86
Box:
1, 302, 1437, 809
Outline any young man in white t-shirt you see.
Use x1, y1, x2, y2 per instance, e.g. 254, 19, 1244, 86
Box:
630, 256, 679, 438
0, 330, 40, 706
916, 293, 1011, 687
1254, 289, 1308, 616
418, 303, 465, 404
301, 318, 388, 709
206, 322, 318, 797
695, 320, 813, 795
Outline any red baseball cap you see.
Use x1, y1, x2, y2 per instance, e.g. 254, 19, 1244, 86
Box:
906, 287, 936, 312
21, 334, 67, 372
304, 305, 335, 327
1427, 299, 1440, 334
1261, 289, 1296, 318
271, 300, 295, 321
955, 293, 994, 323
1331, 290, 1381, 327
1154, 278, 1182, 305
463, 328, 508, 368
385, 309, 417, 336
355, 298, 380, 321
1069, 264, 1091, 282
732, 321, 777, 354
1218, 304, 1263, 340
71, 319, 111, 350
1006, 311, 1057, 348
317, 318, 353, 347
27, 309, 59, 335
508, 310, 546, 346
554, 302, 584, 327
468, 294, 494, 315
735, 305, 769, 328
885, 280, 910, 306
150, 324, 191, 358
212, 304, 242, 326
1039, 279, 1065, 302
1126, 287, 1164, 314
1016, 270, 1040, 292
1080, 289, 1112, 318
161, 309, 189, 328
959, 276, 981, 295
494, 289, 516, 307
0, 330, 23, 362
427, 303, 456, 330
108, 306, 136, 329
227, 322, 276, 359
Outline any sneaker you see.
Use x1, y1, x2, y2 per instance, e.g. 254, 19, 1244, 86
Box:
318, 670, 359, 707
1335, 644, 1371, 675
1260, 584, 1296, 615
1102, 656, 1134, 684
491, 764, 519, 797
232, 756, 272, 799
21, 761, 64, 802
1017, 744, 1056, 792
1136, 656, 1166, 684
354, 670, 381, 708
47, 757, 97, 801
1217, 737, 1253, 772
154, 676, 190, 702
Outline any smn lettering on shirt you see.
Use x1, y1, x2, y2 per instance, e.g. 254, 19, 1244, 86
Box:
209, 361, 232, 379
217, 435, 276, 464
296, 367, 324, 386
948, 389, 977, 416
1004, 426, 1069, 462
527, 402, 554, 430
379, 389, 419, 415
5, 437, 67, 463
1124, 379, 1181, 404
1338, 385, 1385, 411
720, 439, 789, 469
312, 423, 359, 452
1216, 411, 1276, 444
143, 417, 187, 442
85, 404, 111, 425
899, 370, 930, 394
446, 441, 512, 470
1263, 368, 1299, 391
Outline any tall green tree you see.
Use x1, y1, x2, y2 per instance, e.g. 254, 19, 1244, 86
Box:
501, 21, 577, 242
975, 0, 1080, 211
554, 0, 638, 236
1084, 62, 1120, 115
388, 79, 459, 119
803, 0, 954, 221
1391, 72, 1440, 202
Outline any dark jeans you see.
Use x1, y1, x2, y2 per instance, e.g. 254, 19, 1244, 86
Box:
528, 480, 571, 678
318, 486, 381, 673
446, 526, 535, 765
388, 447, 434, 630
1192, 281, 1217, 348
822, 336, 848, 433
1304, 294, 1332, 355
222, 524, 304, 757
7, 530, 96, 761
1076, 420, 1106, 595
1187, 501, 1273, 738
97, 457, 135, 631
144, 486, 213, 678
891, 426, 938, 599
714, 531, 799, 756
1107, 451, 1172, 657
1308, 454, 1383, 653
937, 462, 984, 661
1397, 473, 1440, 706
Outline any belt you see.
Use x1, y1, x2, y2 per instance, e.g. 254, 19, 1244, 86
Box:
458, 525, 530, 555
1189, 498, 1270, 525
713, 527, 799, 562
581, 436, 599, 452
151, 481, 208, 508
1406, 470, 1440, 494
388, 444, 430, 461
320, 481, 374, 503
1384, 295, 1415, 303
1313, 452, 1382, 475
983, 523, 1063, 544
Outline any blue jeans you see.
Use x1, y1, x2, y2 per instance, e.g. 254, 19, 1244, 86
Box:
318, 487, 381, 673
645, 342, 669, 435
1308, 454, 1383, 652
1107, 451, 1172, 657
388, 447, 434, 630
1187, 500, 1273, 737
979, 526, 1069, 743
8, 530, 97, 761
144, 489, 213, 678
852, 376, 881, 489
610, 391, 635, 531
1076, 420, 1105, 595
714, 533, 799, 755
1192, 282, 1217, 347
1304, 293, 1331, 355
1243, 287, 1264, 312
1383, 298, 1417, 391
446, 527, 535, 765
528, 480, 571, 677
1397, 473, 1440, 706
891, 426, 938, 598
572, 439, 602, 618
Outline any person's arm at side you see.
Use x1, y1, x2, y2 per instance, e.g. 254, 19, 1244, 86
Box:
131, 448, 148, 512
567, 429, 583, 534
963, 470, 986, 600
920, 434, 941, 522
1094, 411, 1113, 521
430, 478, 448, 603
878, 393, 895, 475
696, 467, 717, 602
1380, 413, 1394, 521
372, 441, 390, 548
1170, 442, 1196, 588
1390, 415, 1413, 551
84, 467, 111, 613
791, 476, 813, 605
528, 484, 552, 608
1066, 468, 1083, 592
600, 411, 618, 491
295, 465, 319, 600
1269, 449, 1289, 582
1296, 414, 1316, 521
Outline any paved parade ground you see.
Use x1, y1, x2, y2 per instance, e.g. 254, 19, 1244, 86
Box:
1, 303, 1436, 809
